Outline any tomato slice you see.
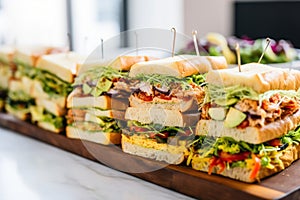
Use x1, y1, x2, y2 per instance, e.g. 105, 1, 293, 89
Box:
208, 157, 218, 175
158, 94, 172, 100
249, 154, 261, 180
137, 92, 153, 101
218, 151, 250, 162
130, 126, 148, 132
267, 138, 282, 147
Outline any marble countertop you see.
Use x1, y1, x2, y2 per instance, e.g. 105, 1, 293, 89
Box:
0, 127, 195, 200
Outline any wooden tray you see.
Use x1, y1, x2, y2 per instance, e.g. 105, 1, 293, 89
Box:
0, 112, 299, 200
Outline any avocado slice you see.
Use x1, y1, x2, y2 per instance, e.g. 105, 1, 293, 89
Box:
215, 98, 238, 106
208, 107, 227, 121
224, 107, 247, 128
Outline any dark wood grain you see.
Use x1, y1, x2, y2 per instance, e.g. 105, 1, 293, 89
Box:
0, 113, 299, 200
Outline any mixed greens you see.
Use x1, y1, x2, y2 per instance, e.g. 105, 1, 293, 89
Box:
74, 66, 128, 97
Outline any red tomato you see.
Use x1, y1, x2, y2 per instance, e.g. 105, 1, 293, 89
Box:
208, 157, 218, 175
267, 138, 282, 147
249, 154, 261, 180
157, 132, 169, 139
138, 92, 153, 101
218, 151, 250, 162
130, 126, 148, 132
158, 94, 172, 100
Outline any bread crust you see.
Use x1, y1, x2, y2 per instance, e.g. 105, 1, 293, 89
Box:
197, 109, 300, 144
0, 46, 14, 64
67, 95, 111, 109
206, 63, 300, 93
38, 121, 62, 133
36, 52, 84, 83
110, 55, 153, 71
66, 126, 121, 145
129, 55, 227, 78
191, 144, 300, 182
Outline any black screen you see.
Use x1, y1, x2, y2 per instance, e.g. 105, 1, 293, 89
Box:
234, 1, 300, 48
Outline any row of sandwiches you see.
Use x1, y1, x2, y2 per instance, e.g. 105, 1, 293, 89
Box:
1, 45, 300, 183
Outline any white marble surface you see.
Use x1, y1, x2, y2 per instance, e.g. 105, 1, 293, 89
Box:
0, 127, 195, 200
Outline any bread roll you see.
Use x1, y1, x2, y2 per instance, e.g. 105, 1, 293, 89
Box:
206, 63, 300, 93
196, 109, 300, 144
129, 55, 227, 78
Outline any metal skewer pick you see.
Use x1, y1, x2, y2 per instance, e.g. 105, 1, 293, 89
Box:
67, 33, 72, 52
171, 27, 176, 57
192, 30, 200, 56
101, 38, 104, 59
258, 37, 271, 64
135, 31, 138, 56
235, 43, 241, 72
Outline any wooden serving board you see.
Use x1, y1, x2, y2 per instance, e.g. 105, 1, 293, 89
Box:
0, 112, 299, 200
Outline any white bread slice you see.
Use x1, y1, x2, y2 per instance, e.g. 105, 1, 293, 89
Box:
31, 80, 66, 107
0, 46, 15, 63
196, 109, 300, 144
36, 52, 85, 83
0, 64, 12, 89
85, 108, 125, 120
9, 78, 33, 96
14, 45, 66, 66
125, 107, 186, 127
35, 98, 66, 116
67, 95, 111, 109
66, 126, 121, 145
121, 134, 186, 165
206, 63, 300, 93
37, 121, 62, 133
191, 143, 300, 182
129, 55, 227, 78
5, 104, 30, 121
129, 94, 197, 112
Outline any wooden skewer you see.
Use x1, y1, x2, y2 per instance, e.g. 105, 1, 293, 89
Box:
171, 27, 176, 57
101, 38, 104, 59
192, 30, 200, 56
258, 37, 271, 64
235, 43, 241, 72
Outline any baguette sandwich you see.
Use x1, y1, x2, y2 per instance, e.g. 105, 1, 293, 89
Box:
121, 55, 228, 164
5, 46, 66, 120
0, 46, 15, 110
66, 55, 153, 145
189, 63, 300, 182
29, 52, 85, 133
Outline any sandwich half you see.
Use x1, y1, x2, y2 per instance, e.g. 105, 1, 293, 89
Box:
189, 63, 300, 182
0, 46, 15, 111
5, 46, 66, 120
29, 52, 85, 133
66, 55, 153, 145
121, 55, 228, 164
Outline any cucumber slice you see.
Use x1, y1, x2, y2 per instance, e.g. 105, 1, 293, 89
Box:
215, 98, 238, 106
208, 107, 227, 121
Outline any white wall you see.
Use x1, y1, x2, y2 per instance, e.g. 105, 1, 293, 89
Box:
183, 0, 234, 38
0, 0, 67, 46
127, 0, 184, 33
